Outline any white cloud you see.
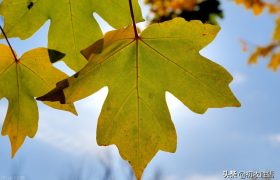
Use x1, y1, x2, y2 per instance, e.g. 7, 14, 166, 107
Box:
232, 72, 247, 85
36, 122, 97, 156
78, 87, 108, 111
166, 92, 182, 112
268, 134, 280, 145
36, 119, 120, 159
35, 88, 109, 157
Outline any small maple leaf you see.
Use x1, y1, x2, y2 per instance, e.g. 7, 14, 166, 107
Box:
0, 44, 77, 157
38, 18, 240, 179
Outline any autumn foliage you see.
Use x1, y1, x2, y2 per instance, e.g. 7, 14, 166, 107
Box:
236, 0, 280, 71
0, 0, 241, 179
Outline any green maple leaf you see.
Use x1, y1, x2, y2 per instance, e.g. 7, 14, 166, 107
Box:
38, 18, 240, 179
0, 44, 77, 157
0, 0, 143, 71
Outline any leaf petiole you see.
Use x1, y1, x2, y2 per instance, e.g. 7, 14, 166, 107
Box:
129, 0, 139, 38
0, 25, 18, 62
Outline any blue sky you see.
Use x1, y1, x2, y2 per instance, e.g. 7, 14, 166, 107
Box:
0, 1, 280, 180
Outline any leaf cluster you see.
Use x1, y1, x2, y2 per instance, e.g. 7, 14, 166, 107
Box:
0, 0, 240, 179
235, 0, 280, 71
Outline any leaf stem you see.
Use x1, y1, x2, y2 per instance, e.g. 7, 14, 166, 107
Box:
129, 0, 138, 38
0, 25, 18, 62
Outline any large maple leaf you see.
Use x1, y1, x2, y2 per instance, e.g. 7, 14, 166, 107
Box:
38, 18, 240, 179
0, 0, 143, 71
0, 44, 76, 157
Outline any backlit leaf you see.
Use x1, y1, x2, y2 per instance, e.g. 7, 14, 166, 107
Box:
0, 44, 77, 157
38, 18, 240, 179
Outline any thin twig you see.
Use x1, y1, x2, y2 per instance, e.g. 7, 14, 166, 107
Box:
129, 0, 138, 38
0, 25, 18, 62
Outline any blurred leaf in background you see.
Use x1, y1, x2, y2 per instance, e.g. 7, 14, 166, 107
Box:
144, 0, 223, 24
146, 0, 280, 71
235, 0, 280, 71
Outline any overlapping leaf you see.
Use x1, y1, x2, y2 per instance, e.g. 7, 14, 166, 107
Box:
39, 18, 240, 179
0, 44, 76, 157
0, 0, 143, 71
